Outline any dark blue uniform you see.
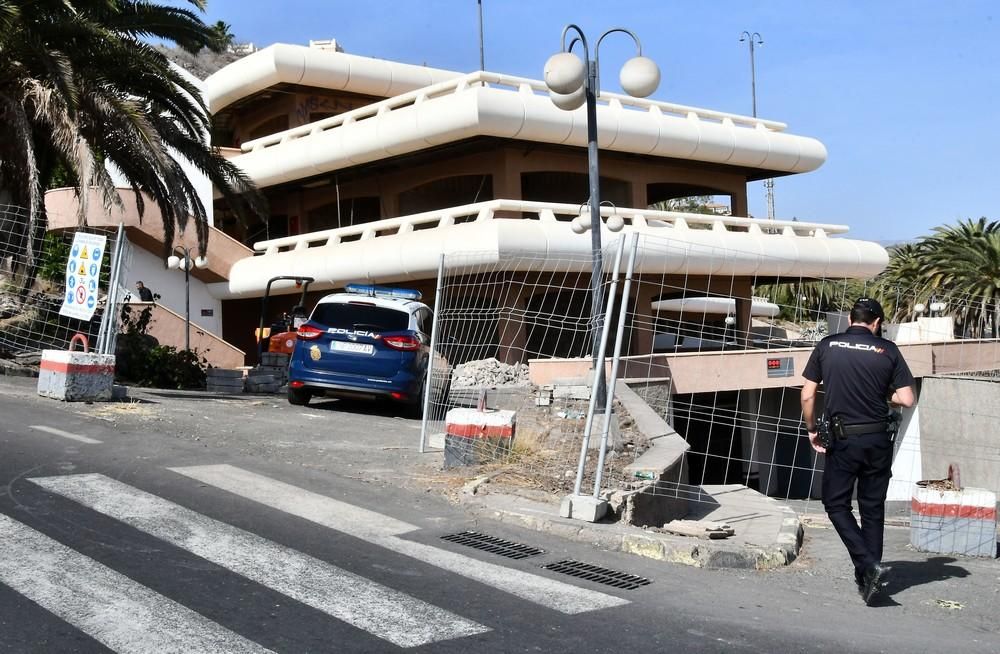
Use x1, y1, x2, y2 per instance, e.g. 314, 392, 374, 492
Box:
803, 325, 915, 581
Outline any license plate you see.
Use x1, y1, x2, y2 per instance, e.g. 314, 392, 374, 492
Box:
331, 341, 374, 355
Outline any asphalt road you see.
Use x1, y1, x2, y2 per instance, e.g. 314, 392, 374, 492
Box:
0, 376, 997, 653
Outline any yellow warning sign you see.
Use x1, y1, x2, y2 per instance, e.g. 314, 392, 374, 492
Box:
81, 246, 88, 259
79, 263, 87, 275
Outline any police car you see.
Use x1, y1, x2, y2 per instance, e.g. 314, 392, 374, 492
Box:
286, 284, 448, 413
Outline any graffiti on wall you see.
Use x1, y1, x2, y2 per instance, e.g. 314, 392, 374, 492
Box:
294, 95, 371, 126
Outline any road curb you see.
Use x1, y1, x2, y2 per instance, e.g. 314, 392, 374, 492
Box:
463, 494, 803, 570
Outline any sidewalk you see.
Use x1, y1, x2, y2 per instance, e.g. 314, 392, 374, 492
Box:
459, 483, 803, 570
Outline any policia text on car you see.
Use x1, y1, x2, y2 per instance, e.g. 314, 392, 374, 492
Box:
800, 298, 916, 606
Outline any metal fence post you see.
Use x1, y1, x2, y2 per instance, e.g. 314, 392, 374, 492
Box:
592, 231, 640, 498
96, 223, 126, 355
572, 236, 627, 496
419, 253, 447, 453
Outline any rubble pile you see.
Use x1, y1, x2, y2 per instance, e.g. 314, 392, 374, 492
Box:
452, 357, 530, 388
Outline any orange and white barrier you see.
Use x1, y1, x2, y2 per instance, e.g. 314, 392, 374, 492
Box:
37, 335, 115, 402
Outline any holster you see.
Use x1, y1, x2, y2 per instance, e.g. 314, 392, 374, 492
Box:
816, 415, 834, 449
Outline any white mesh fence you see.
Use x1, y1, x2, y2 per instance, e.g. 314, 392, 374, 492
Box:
423, 230, 1000, 519
0, 204, 132, 362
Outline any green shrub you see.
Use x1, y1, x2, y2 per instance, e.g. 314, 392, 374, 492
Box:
116, 304, 207, 389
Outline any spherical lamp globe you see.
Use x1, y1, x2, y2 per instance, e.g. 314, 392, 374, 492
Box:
619, 55, 660, 98
543, 52, 586, 94
549, 86, 586, 111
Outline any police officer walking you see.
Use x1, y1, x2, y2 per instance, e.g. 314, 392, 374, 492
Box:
800, 298, 916, 605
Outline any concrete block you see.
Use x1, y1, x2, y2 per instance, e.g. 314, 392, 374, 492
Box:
552, 385, 591, 400
559, 494, 608, 522
37, 350, 115, 402
260, 352, 290, 368
910, 486, 997, 558
207, 368, 244, 379
443, 407, 516, 468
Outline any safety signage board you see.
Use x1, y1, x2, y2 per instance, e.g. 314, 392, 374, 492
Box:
58, 232, 107, 321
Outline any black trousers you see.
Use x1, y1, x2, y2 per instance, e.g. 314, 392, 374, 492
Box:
821, 430, 894, 578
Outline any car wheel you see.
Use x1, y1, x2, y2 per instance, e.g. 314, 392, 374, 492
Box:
288, 387, 312, 406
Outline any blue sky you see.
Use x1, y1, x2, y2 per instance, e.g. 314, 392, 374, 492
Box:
202, 0, 998, 243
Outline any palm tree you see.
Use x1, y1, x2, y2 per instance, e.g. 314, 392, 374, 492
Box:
870, 242, 927, 322
211, 20, 235, 50
918, 218, 1000, 337
0, 0, 263, 295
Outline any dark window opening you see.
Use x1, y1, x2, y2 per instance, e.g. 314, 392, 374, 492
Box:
308, 196, 381, 231
247, 114, 290, 141
398, 175, 493, 216
521, 172, 630, 208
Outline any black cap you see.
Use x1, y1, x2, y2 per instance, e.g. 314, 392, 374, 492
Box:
853, 297, 885, 320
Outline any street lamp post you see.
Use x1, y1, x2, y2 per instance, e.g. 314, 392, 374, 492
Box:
739, 30, 775, 220
167, 246, 208, 352
543, 24, 659, 408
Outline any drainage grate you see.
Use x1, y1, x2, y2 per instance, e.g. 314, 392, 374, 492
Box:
541, 560, 652, 590
440, 531, 545, 559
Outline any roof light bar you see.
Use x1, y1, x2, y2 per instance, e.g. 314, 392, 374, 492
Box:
344, 283, 422, 301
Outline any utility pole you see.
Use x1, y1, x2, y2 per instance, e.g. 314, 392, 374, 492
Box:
477, 0, 485, 71
740, 31, 775, 220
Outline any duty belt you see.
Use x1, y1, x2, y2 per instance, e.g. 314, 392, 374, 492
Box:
836, 420, 889, 438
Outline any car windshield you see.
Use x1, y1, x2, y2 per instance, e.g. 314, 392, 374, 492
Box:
311, 302, 409, 332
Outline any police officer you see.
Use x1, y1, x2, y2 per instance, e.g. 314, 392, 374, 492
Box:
800, 297, 916, 605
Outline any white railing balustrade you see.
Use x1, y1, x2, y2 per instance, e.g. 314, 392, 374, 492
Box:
240, 71, 788, 154
252, 199, 847, 256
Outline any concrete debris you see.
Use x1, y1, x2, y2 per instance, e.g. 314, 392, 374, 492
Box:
452, 357, 530, 388
0, 295, 19, 319
661, 519, 735, 540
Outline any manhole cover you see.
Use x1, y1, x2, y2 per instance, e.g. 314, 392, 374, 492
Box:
542, 560, 652, 590
440, 531, 545, 559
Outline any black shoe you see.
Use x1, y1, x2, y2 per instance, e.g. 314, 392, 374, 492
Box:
861, 563, 891, 606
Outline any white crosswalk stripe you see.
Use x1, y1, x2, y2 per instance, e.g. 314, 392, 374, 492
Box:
30, 424, 102, 444
29, 473, 489, 648
169, 464, 630, 614
0, 513, 274, 654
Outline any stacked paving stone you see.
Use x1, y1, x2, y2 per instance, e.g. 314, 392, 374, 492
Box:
452, 357, 530, 388
245, 352, 289, 394
205, 368, 244, 394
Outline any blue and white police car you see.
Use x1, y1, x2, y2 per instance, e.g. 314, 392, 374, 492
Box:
286, 284, 448, 413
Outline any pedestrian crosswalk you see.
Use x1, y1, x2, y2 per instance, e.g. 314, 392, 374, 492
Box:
170, 464, 630, 615
0, 513, 273, 654
0, 465, 633, 652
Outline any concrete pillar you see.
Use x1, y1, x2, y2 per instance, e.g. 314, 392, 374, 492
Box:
629, 282, 659, 356
732, 185, 749, 218
381, 193, 399, 218
496, 289, 528, 364
631, 179, 647, 211
734, 279, 753, 348
493, 149, 522, 201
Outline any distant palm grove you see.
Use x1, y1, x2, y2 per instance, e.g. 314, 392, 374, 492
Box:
757, 217, 1000, 338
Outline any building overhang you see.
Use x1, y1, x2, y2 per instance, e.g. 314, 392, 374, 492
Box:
224, 72, 826, 193
204, 43, 463, 114
210, 200, 886, 300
